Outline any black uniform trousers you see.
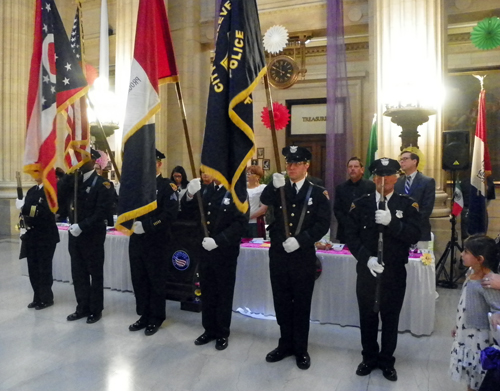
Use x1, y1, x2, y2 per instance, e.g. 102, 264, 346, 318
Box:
68, 227, 106, 315
356, 262, 407, 368
129, 234, 169, 324
269, 245, 316, 355
25, 240, 56, 304
200, 245, 240, 338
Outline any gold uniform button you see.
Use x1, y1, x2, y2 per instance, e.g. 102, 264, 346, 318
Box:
291, 213, 295, 217
292, 204, 296, 207
208, 202, 211, 206
289, 223, 293, 226
207, 211, 211, 215
207, 221, 211, 225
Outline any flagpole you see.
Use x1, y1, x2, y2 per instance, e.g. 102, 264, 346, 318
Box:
263, 74, 290, 238
86, 98, 121, 181
174, 81, 209, 237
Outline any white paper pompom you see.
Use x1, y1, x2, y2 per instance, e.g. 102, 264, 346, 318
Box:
263, 25, 289, 54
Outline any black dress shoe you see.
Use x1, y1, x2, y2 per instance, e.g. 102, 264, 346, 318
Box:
194, 333, 216, 346
27, 302, 38, 309
380, 366, 398, 381
86, 313, 102, 324
296, 352, 311, 370
67, 312, 90, 321
144, 324, 160, 336
356, 361, 377, 376
215, 337, 228, 351
129, 319, 148, 331
35, 301, 54, 310
265, 348, 293, 363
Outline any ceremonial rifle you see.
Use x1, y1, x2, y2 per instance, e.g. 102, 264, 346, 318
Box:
15, 171, 26, 232
373, 176, 384, 313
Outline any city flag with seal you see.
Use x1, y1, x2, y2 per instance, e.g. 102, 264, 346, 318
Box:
200, 0, 267, 214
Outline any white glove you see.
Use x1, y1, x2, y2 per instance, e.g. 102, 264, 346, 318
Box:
187, 178, 202, 196
283, 237, 300, 253
375, 207, 391, 226
202, 237, 218, 251
272, 173, 286, 189
133, 221, 145, 234
15, 198, 25, 210
367, 256, 384, 277
20, 228, 27, 237
69, 224, 82, 237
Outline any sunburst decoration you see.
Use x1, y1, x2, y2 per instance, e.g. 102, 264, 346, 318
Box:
261, 102, 290, 131
263, 25, 288, 54
471, 17, 500, 50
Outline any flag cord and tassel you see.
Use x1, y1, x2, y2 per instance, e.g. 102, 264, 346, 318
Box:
174, 81, 209, 237
263, 74, 290, 238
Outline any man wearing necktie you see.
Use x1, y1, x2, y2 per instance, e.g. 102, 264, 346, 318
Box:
261, 146, 331, 370
182, 173, 249, 351
57, 149, 114, 324
394, 151, 435, 248
345, 158, 421, 381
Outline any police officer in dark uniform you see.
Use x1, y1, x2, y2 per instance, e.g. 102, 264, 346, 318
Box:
17, 168, 60, 310
127, 149, 179, 336
58, 149, 114, 324
345, 158, 421, 382
333, 157, 375, 243
261, 146, 331, 370
182, 173, 248, 350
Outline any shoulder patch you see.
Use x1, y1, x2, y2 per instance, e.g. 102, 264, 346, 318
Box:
103, 181, 111, 189
411, 202, 419, 212
170, 183, 178, 192
323, 190, 330, 200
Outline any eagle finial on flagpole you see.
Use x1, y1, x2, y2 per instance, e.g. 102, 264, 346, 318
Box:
472, 74, 486, 90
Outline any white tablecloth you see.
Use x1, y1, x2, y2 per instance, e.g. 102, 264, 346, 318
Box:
233, 246, 436, 336
22, 231, 436, 335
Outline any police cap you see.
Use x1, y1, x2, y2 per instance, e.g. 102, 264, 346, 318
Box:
156, 149, 166, 160
90, 148, 101, 160
282, 145, 312, 163
369, 157, 400, 176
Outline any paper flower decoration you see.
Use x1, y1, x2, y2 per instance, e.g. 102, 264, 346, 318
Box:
95, 150, 109, 169
403, 146, 426, 173
420, 252, 433, 266
471, 17, 500, 50
263, 25, 288, 54
261, 102, 290, 130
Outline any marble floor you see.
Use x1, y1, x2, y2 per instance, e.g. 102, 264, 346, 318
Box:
0, 236, 464, 391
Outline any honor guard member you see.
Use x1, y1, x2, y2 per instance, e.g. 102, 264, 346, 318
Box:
128, 149, 179, 336
182, 174, 249, 350
16, 168, 60, 310
345, 158, 421, 382
333, 157, 375, 244
58, 149, 114, 324
260, 146, 331, 370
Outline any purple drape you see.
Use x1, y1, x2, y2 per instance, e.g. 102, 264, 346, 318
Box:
326, 0, 353, 238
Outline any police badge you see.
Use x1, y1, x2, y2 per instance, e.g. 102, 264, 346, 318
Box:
396, 210, 403, 218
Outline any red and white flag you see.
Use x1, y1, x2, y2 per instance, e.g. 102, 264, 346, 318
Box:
64, 6, 91, 173
116, 0, 178, 234
24, 0, 88, 212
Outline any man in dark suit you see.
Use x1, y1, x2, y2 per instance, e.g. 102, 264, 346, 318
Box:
182, 173, 248, 351
17, 168, 60, 310
128, 149, 179, 336
394, 150, 435, 248
58, 149, 114, 324
261, 146, 331, 370
333, 157, 376, 243
345, 158, 421, 382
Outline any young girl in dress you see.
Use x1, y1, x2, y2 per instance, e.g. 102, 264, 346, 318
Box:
450, 234, 500, 391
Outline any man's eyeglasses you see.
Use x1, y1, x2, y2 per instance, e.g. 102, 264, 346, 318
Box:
399, 157, 411, 161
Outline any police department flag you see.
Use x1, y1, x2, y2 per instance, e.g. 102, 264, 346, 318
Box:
24, 0, 88, 213
200, 0, 267, 213
116, 0, 178, 235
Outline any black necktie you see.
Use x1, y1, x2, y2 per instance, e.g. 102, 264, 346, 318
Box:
378, 197, 386, 210
293, 183, 298, 193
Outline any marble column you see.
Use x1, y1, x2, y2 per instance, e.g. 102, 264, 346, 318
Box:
0, 0, 34, 235
371, 0, 449, 258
